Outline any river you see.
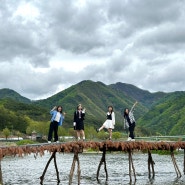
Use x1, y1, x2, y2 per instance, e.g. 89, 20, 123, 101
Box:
1, 152, 185, 185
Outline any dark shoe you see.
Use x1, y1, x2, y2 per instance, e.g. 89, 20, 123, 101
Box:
96, 128, 99, 133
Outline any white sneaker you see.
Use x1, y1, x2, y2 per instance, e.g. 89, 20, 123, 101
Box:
56, 141, 59, 143
131, 139, 135, 141
48, 141, 51, 143
127, 137, 132, 141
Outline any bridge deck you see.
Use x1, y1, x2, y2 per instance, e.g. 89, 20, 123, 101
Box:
0, 140, 185, 159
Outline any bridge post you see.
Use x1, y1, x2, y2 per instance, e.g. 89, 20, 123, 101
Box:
184, 149, 185, 175
171, 149, 181, 177
128, 149, 136, 182
96, 144, 108, 182
40, 150, 60, 184
0, 160, 3, 185
69, 150, 81, 185
148, 150, 155, 178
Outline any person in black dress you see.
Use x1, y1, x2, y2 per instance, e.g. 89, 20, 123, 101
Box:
73, 104, 86, 141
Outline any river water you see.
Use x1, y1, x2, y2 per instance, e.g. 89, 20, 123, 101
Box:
1, 152, 185, 185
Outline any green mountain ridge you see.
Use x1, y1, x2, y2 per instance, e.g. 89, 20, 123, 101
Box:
0, 80, 185, 136
138, 91, 185, 135
35, 80, 147, 129
0, 88, 31, 104
109, 82, 166, 108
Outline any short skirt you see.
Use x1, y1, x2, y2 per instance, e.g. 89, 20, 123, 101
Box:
103, 120, 114, 129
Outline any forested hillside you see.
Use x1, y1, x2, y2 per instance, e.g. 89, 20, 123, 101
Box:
0, 80, 185, 136
137, 91, 185, 135
110, 82, 166, 108
0, 88, 31, 104
35, 80, 147, 129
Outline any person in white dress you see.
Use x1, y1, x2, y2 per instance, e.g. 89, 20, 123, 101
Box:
96, 106, 115, 140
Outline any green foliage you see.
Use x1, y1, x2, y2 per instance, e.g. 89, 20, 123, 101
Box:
0, 88, 30, 103
35, 80, 147, 131
110, 82, 166, 108
112, 132, 122, 140
1, 81, 185, 138
2, 127, 11, 140
16, 140, 38, 146
138, 92, 185, 136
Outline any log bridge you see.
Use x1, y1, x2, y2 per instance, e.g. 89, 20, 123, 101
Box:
0, 140, 185, 184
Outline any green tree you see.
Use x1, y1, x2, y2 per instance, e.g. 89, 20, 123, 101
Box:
15, 130, 22, 140
2, 127, 10, 140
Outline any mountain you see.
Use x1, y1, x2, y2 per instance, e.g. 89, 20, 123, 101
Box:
137, 91, 185, 135
0, 88, 31, 104
1, 80, 185, 136
109, 82, 166, 108
35, 80, 148, 130
0, 98, 49, 132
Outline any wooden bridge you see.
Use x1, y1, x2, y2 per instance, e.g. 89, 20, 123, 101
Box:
0, 140, 185, 184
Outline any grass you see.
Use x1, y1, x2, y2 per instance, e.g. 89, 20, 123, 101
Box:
16, 139, 38, 146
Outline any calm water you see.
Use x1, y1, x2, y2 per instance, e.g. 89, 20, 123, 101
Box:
1, 152, 185, 185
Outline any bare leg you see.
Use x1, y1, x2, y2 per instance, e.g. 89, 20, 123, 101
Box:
99, 125, 105, 131
80, 130, 85, 140
76, 130, 80, 140
108, 128, 112, 139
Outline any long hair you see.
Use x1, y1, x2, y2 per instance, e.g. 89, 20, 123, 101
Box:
56, 106, 63, 113
123, 108, 129, 118
108, 106, 113, 113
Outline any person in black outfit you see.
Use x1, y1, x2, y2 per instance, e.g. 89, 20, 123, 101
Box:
73, 104, 86, 141
124, 101, 138, 141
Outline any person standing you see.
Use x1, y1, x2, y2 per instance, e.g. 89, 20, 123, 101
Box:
124, 101, 138, 141
96, 106, 115, 140
73, 104, 86, 141
48, 106, 65, 143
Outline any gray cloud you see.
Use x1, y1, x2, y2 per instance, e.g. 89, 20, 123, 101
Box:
0, 0, 185, 99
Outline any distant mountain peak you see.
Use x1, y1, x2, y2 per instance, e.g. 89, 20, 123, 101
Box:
0, 88, 31, 103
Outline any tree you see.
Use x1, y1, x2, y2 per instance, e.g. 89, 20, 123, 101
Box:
2, 127, 10, 140
15, 130, 22, 140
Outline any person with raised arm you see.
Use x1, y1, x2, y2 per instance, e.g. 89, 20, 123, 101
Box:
48, 106, 65, 143
124, 101, 138, 141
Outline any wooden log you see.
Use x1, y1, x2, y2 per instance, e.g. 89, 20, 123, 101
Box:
148, 150, 155, 179
171, 151, 181, 177
53, 152, 60, 183
184, 149, 185, 175
0, 160, 3, 185
69, 150, 81, 185
77, 153, 81, 185
128, 149, 136, 182
128, 150, 132, 182
96, 144, 108, 182
130, 151, 136, 181
69, 153, 77, 185
40, 150, 57, 184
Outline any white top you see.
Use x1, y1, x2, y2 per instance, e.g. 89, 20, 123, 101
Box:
54, 112, 61, 122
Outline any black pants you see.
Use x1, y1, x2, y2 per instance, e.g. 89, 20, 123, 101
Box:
48, 121, 58, 142
129, 122, 135, 139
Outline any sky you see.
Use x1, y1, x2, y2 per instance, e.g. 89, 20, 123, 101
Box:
0, 0, 185, 100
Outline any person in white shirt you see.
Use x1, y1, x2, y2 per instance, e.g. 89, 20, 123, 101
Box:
48, 106, 65, 143
96, 106, 115, 140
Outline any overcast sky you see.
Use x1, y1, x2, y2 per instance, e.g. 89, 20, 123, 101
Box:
0, 0, 185, 100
